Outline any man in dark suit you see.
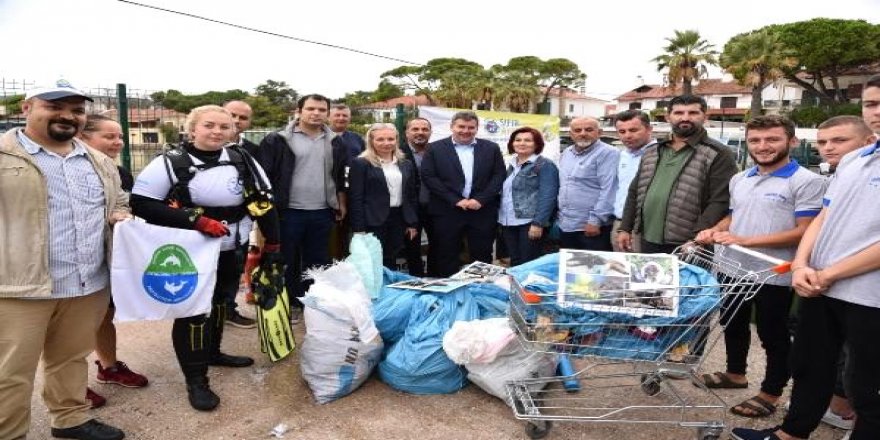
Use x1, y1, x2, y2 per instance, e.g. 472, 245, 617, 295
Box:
400, 117, 432, 276
421, 111, 506, 277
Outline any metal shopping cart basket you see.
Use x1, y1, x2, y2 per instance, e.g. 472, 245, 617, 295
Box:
505, 244, 792, 439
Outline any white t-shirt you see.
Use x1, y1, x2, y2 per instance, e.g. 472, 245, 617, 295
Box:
132, 148, 270, 251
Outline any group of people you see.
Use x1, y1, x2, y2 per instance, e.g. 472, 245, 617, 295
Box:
1, 74, 879, 440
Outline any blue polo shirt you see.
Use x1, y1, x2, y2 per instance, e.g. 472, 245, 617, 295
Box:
718, 159, 824, 286
812, 141, 880, 307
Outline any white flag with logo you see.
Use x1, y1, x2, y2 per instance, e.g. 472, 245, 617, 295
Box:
111, 220, 222, 322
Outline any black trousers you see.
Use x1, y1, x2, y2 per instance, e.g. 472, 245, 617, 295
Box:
172, 248, 243, 380
403, 205, 431, 277
782, 295, 880, 439
366, 207, 406, 270
501, 224, 545, 267
428, 208, 496, 277
720, 284, 793, 396
559, 224, 614, 251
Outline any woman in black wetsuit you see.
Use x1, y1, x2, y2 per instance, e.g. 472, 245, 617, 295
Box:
130, 105, 280, 411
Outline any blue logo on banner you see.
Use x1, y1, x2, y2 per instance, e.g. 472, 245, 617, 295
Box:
142, 244, 198, 304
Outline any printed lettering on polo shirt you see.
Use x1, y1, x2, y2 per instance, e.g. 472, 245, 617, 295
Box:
762, 192, 788, 203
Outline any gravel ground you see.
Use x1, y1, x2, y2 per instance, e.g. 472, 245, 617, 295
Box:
27, 290, 848, 440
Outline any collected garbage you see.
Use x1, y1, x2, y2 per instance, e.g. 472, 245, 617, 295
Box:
300, 262, 383, 404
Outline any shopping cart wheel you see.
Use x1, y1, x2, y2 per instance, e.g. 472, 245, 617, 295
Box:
525, 420, 552, 439
640, 373, 662, 396
695, 426, 722, 440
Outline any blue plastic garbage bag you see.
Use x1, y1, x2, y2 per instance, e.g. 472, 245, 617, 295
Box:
467, 282, 509, 319
378, 290, 479, 394
373, 276, 420, 346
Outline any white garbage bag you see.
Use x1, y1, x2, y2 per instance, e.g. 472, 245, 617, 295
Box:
442, 318, 516, 365
300, 262, 383, 404
466, 339, 558, 401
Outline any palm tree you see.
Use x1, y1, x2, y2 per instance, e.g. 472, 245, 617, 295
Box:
652, 30, 718, 95
720, 30, 797, 118
492, 70, 540, 113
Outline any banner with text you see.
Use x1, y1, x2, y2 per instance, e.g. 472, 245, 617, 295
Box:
418, 106, 561, 164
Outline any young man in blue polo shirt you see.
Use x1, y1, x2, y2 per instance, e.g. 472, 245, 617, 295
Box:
696, 115, 825, 419
732, 75, 880, 440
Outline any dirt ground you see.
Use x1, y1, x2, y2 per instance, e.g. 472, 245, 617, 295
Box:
28, 290, 848, 440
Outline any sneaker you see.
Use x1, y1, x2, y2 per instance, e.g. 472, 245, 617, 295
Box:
290, 307, 302, 325
226, 311, 256, 329
96, 361, 148, 388
86, 387, 106, 409
51, 419, 124, 440
244, 291, 256, 305
730, 427, 782, 440
821, 408, 855, 430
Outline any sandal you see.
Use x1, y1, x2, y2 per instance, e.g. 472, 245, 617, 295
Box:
700, 371, 748, 389
731, 395, 777, 418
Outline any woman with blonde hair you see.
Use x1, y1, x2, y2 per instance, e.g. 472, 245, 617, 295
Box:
130, 105, 281, 411
348, 123, 418, 268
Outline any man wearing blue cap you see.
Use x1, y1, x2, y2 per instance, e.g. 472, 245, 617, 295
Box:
0, 80, 128, 440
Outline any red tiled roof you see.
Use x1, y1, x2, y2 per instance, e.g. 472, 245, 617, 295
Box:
616, 79, 752, 101
357, 95, 431, 109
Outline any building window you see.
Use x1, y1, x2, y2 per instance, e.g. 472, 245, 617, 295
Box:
656, 100, 670, 109
720, 97, 738, 108
569, 104, 574, 113
628, 102, 642, 110
142, 132, 159, 143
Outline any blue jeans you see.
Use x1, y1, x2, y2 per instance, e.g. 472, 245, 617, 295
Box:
279, 208, 334, 307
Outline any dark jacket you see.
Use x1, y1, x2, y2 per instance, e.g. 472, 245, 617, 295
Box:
420, 137, 506, 216
348, 156, 418, 232
255, 124, 347, 210
401, 143, 430, 205
239, 138, 259, 157
620, 128, 738, 244
506, 156, 559, 227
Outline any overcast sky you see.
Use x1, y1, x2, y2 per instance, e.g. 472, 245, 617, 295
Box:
1, 0, 878, 101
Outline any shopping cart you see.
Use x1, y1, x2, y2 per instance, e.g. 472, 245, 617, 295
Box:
505, 244, 791, 439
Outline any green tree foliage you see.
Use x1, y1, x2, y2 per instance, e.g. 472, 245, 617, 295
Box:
255, 80, 298, 112
764, 19, 880, 103
653, 30, 718, 95
381, 56, 583, 113
721, 30, 797, 118
149, 89, 248, 113
0, 94, 24, 115
373, 79, 404, 102
504, 56, 586, 105
381, 58, 484, 106
787, 102, 863, 127
244, 95, 289, 128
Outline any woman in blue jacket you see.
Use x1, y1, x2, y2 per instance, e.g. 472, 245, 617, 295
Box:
498, 127, 559, 266
349, 123, 418, 269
